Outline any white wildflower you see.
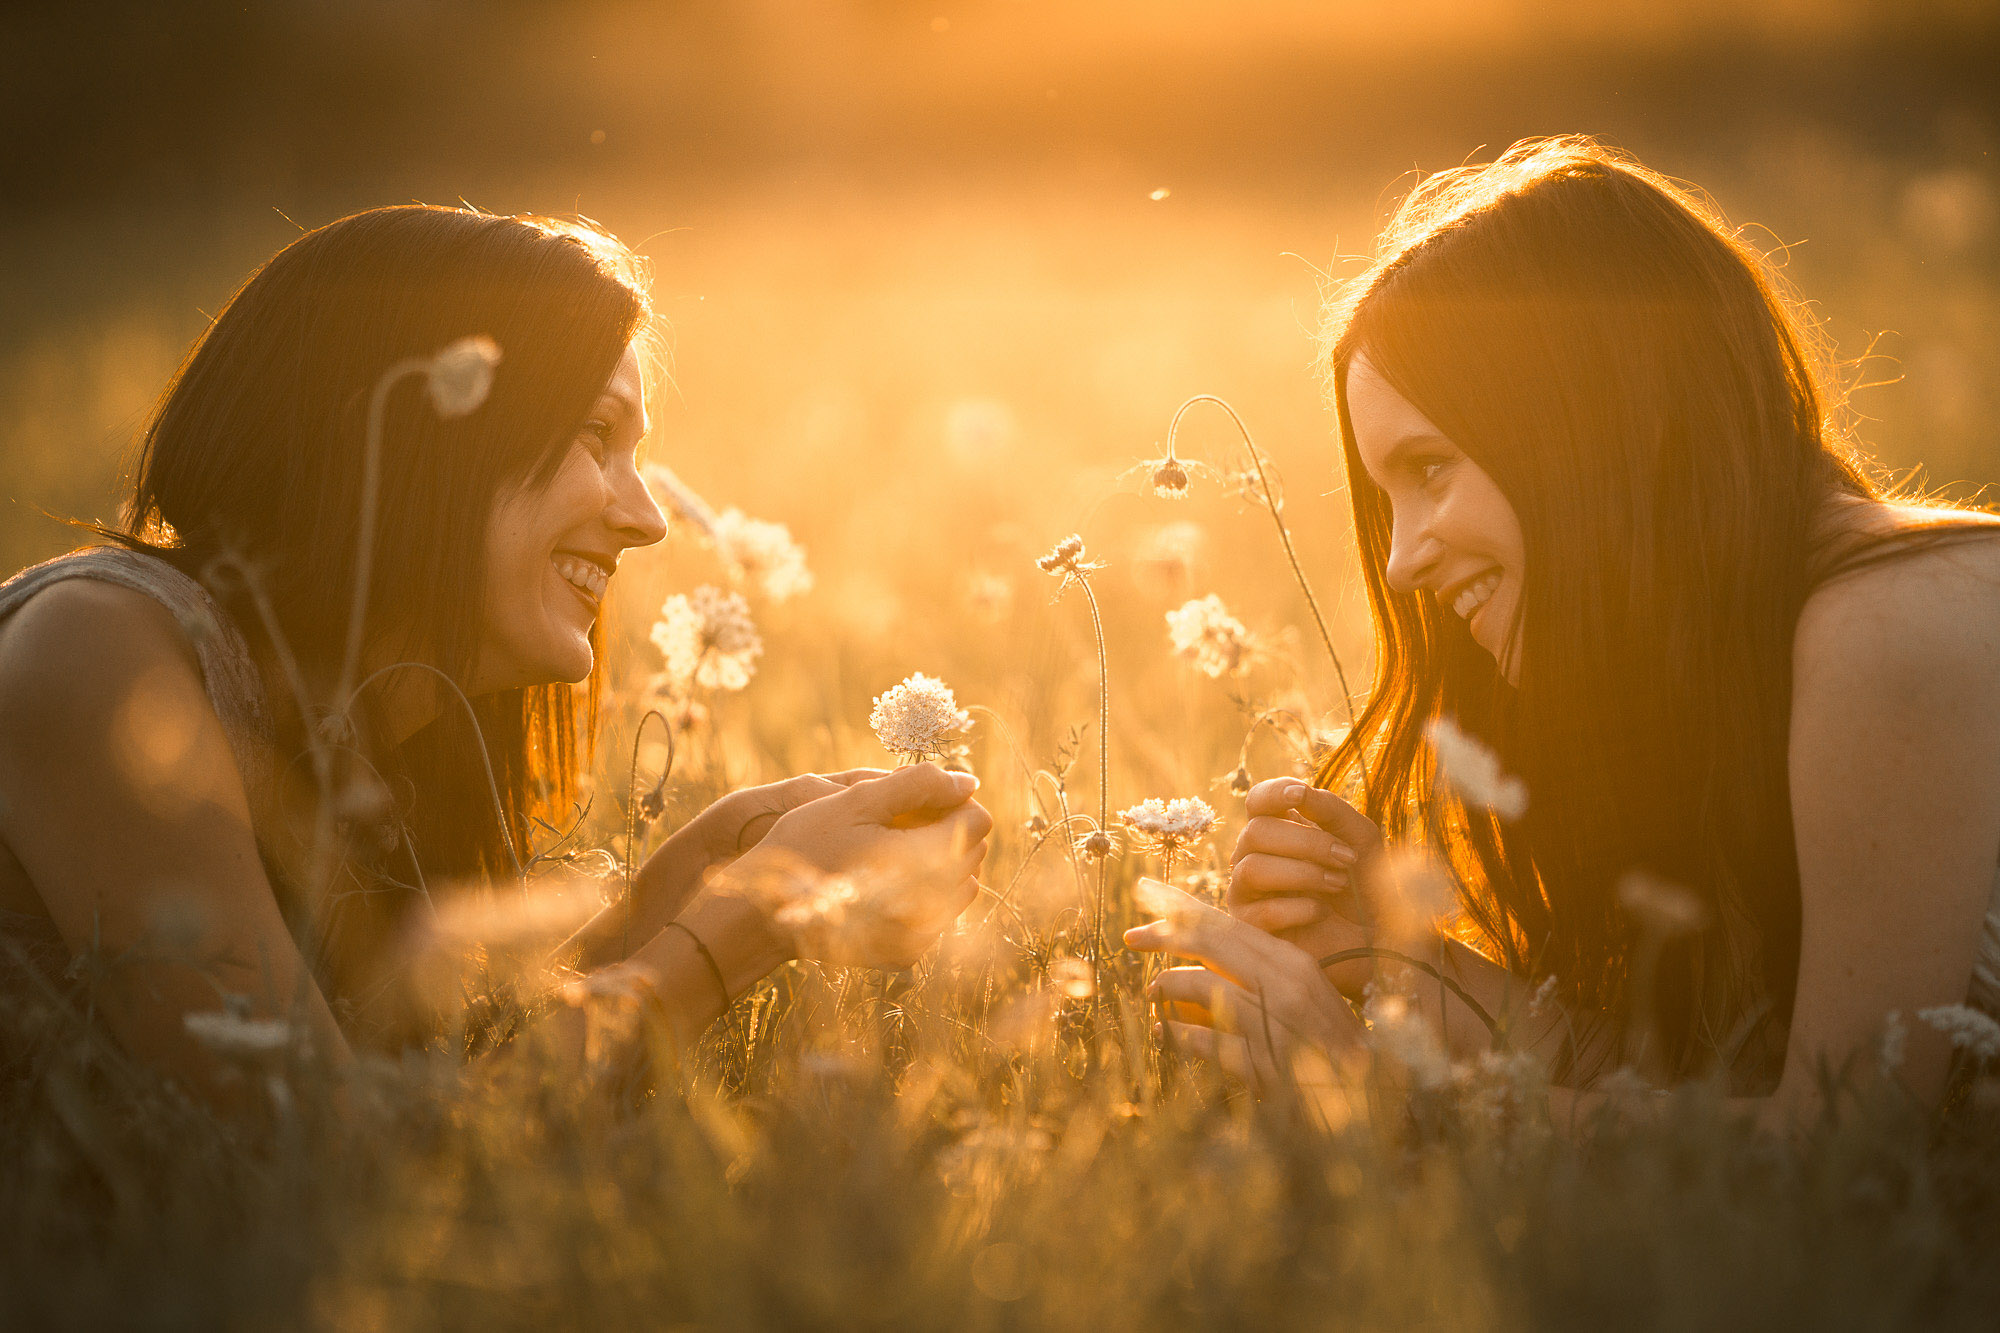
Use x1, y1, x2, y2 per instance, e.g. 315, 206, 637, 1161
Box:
868, 672, 973, 762
1617, 872, 1709, 938
1425, 715, 1527, 820
1119, 797, 1218, 854
1879, 1010, 1908, 1078
650, 585, 763, 692
1166, 594, 1255, 679
713, 508, 813, 602
184, 1010, 293, 1059
426, 336, 501, 418
1918, 1004, 2000, 1062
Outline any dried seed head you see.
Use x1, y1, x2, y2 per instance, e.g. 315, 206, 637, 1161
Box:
1036, 534, 1089, 576
1149, 457, 1190, 499
1024, 812, 1050, 837
1228, 765, 1253, 797
1079, 829, 1116, 861
426, 336, 501, 419
636, 781, 668, 828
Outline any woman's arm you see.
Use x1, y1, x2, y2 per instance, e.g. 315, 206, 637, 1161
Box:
1778, 541, 2000, 1118
0, 580, 350, 1108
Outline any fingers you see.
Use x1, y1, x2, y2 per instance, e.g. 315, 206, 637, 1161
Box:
1231, 815, 1356, 874
841, 762, 980, 823
1231, 896, 1328, 933
1231, 852, 1344, 902
817, 767, 892, 787
1243, 778, 1379, 851
1150, 965, 1256, 1028
1123, 890, 1314, 992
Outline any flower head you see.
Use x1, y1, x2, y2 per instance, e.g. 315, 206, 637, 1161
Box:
1918, 1004, 2000, 1062
1149, 456, 1190, 499
1425, 716, 1527, 821
1119, 797, 1218, 855
713, 508, 814, 602
651, 585, 763, 692
426, 336, 501, 419
1036, 534, 1102, 590
1078, 829, 1117, 861
1166, 594, 1256, 679
869, 672, 973, 762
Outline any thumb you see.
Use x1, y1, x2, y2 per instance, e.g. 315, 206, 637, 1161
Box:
839, 762, 978, 824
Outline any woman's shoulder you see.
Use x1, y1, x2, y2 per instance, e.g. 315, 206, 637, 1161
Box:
0, 571, 209, 720
1794, 500, 2000, 700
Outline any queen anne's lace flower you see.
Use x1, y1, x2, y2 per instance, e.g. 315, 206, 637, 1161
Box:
1425, 716, 1528, 821
713, 508, 814, 602
1918, 1004, 2000, 1062
651, 586, 763, 692
868, 672, 973, 762
426, 336, 501, 418
1166, 594, 1255, 678
1119, 797, 1217, 853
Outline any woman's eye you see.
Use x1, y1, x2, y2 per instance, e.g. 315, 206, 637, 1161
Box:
1417, 459, 1448, 486
579, 420, 613, 456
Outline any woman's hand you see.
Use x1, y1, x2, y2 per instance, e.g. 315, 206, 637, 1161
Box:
1227, 778, 1384, 996
1125, 879, 1366, 1092
725, 763, 993, 971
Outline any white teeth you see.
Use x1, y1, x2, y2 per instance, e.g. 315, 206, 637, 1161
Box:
552, 554, 609, 603
1451, 572, 1501, 621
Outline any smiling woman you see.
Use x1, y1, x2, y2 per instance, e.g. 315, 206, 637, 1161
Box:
0, 205, 992, 1106
1128, 138, 2000, 1125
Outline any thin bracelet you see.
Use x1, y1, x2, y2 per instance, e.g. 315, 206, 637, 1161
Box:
667, 919, 731, 1008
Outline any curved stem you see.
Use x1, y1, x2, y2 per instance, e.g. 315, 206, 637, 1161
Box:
1318, 945, 1500, 1046
1167, 394, 1371, 802
340, 359, 429, 713
623, 709, 674, 957
1074, 574, 1111, 960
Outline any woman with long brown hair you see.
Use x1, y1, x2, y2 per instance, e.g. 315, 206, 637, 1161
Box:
0, 205, 991, 1106
1128, 138, 2000, 1123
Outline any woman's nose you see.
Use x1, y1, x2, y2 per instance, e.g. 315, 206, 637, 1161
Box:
1384, 524, 1444, 594
608, 468, 670, 549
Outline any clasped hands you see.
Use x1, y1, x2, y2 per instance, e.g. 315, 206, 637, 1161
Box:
1124, 778, 1385, 1091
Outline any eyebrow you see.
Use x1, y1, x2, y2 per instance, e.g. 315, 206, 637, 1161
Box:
598, 385, 648, 435
1376, 430, 1455, 472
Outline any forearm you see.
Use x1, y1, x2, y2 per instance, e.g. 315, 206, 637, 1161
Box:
558, 824, 717, 971
1371, 935, 1602, 1074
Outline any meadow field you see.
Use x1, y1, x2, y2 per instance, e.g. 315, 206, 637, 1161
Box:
6, 3, 2000, 1328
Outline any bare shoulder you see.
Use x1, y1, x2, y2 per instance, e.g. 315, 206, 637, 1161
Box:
0, 576, 205, 706
1795, 513, 2000, 696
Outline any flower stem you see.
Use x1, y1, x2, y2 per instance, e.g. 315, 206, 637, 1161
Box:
1075, 573, 1111, 961
1166, 394, 1371, 802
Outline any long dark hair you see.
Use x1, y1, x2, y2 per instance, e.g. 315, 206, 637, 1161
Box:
117, 204, 651, 948
1314, 138, 1984, 1081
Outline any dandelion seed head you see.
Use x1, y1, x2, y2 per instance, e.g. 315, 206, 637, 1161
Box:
868, 672, 973, 761
713, 508, 814, 602
1166, 594, 1255, 679
650, 586, 763, 693
1918, 1004, 2000, 1062
1023, 812, 1050, 837
426, 336, 501, 419
1425, 716, 1528, 820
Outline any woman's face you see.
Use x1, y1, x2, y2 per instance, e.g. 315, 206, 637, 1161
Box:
1347, 349, 1525, 682
475, 343, 669, 691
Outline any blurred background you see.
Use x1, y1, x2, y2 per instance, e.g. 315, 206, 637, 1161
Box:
3, 0, 1997, 790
